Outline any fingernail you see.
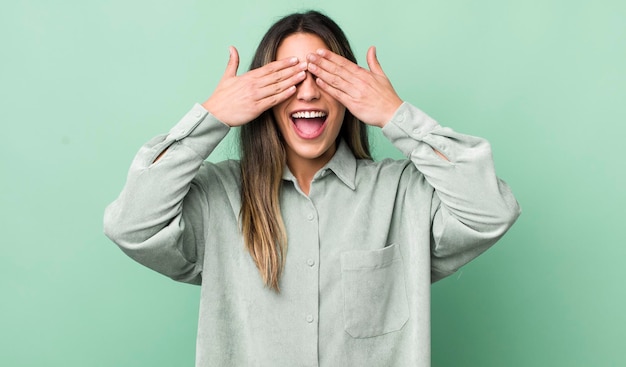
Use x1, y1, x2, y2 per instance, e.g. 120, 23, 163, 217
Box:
307, 53, 317, 62
308, 63, 317, 71
299, 61, 308, 70
290, 56, 298, 64
316, 49, 324, 56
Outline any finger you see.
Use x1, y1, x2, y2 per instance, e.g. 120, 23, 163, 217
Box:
313, 49, 364, 77
251, 56, 301, 79
223, 46, 240, 79
256, 61, 307, 87
256, 69, 306, 99
366, 46, 385, 76
307, 59, 355, 97
256, 84, 297, 110
307, 50, 362, 87
307, 62, 346, 88
315, 76, 352, 106
314, 48, 354, 69
243, 61, 306, 100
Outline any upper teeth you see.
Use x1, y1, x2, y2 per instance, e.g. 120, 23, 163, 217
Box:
291, 111, 327, 119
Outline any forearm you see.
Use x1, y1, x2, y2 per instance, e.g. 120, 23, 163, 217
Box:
103, 104, 230, 281
383, 103, 521, 277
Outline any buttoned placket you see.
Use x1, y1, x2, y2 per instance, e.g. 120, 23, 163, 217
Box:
284, 176, 322, 367
303, 196, 319, 316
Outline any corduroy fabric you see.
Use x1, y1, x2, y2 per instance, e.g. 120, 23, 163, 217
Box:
104, 102, 520, 367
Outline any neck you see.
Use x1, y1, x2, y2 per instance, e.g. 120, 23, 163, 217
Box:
286, 145, 336, 196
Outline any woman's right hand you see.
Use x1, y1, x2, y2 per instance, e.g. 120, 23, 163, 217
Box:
202, 46, 308, 127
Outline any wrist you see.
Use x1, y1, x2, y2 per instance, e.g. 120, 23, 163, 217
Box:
377, 99, 403, 128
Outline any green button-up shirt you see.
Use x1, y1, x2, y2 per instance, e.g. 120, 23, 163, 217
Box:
104, 102, 520, 366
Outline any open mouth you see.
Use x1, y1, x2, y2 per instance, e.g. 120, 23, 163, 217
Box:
290, 110, 328, 138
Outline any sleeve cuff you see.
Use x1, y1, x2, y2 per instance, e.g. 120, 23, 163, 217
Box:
167, 103, 229, 140
382, 102, 441, 156
165, 103, 231, 159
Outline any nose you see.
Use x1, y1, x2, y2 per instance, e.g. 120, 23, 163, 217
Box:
296, 71, 320, 102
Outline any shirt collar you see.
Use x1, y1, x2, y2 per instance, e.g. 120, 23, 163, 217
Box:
281, 140, 357, 191
324, 140, 357, 190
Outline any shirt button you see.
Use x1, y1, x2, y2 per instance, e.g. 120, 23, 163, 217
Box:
412, 128, 421, 135
307, 259, 315, 267
396, 113, 405, 122
307, 213, 314, 221
193, 110, 202, 118
306, 315, 314, 323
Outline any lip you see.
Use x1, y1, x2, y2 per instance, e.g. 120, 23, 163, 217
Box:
289, 109, 328, 139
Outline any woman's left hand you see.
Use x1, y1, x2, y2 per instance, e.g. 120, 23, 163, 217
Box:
306, 46, 403, 128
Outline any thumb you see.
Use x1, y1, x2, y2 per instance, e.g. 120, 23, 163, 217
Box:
366, 46, 385, 76
223, 46, 240, 79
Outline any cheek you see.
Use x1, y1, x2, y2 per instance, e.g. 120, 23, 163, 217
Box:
271, 105, 292, 138
271, 104, 288, 125
334, 106, 347, 128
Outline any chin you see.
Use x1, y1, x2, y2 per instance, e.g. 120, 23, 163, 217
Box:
286, 140, 337, 162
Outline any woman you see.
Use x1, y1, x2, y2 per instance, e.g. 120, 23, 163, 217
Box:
104, 10, 520, 367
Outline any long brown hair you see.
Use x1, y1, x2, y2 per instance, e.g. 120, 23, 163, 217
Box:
239, 10, 371, 291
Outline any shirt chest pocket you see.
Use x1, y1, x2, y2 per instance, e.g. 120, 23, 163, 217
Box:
340, 244, 409, 338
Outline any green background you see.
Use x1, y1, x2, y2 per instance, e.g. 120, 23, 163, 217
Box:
2, 0, 625, 366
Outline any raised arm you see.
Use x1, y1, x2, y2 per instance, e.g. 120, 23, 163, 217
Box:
103, 48, 307, 283
382, 104, 520, 281
307, 47, 521, 281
